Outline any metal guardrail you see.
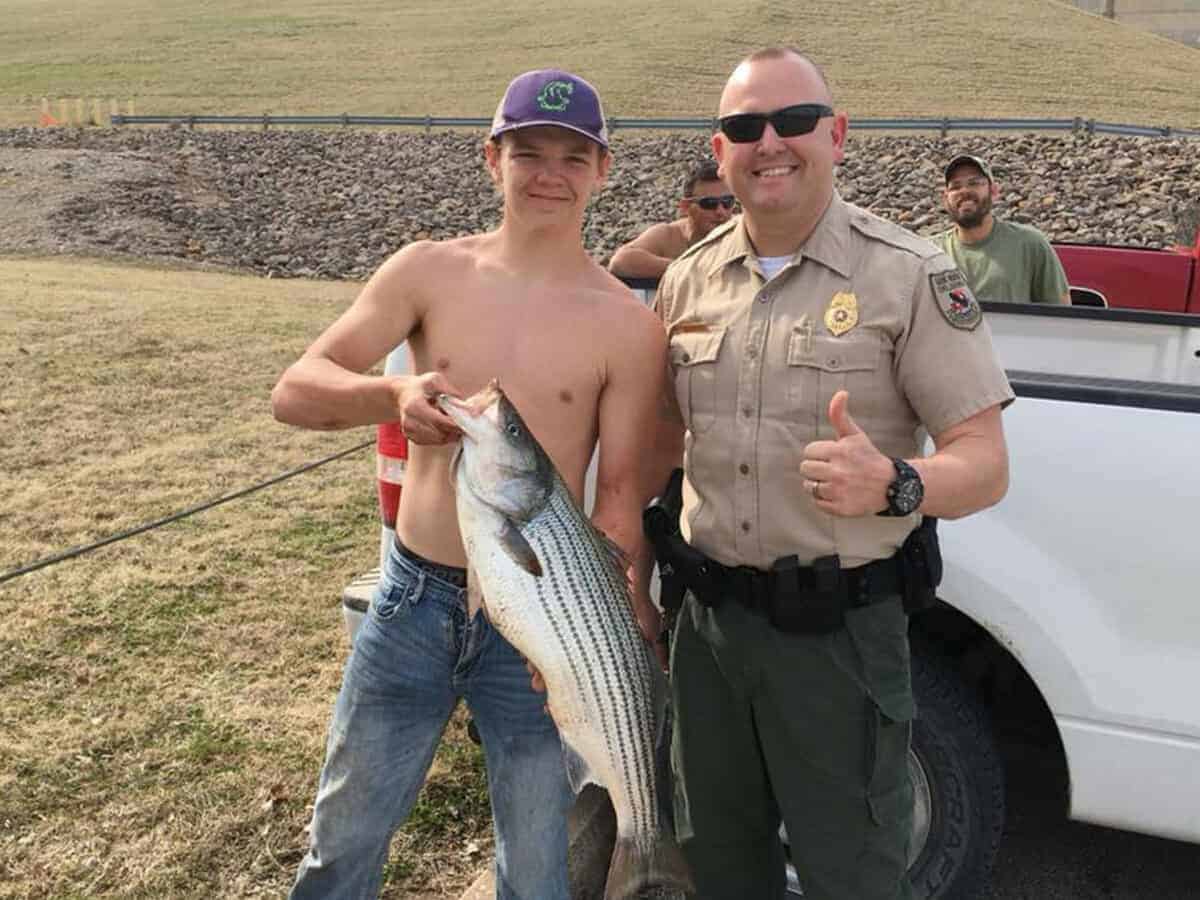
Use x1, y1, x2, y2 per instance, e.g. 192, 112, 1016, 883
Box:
107, 113, 1200, 138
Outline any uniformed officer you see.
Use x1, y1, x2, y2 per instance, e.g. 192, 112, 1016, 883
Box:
641, 47, 1014, 900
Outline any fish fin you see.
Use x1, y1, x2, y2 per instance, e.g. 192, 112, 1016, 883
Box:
466, 565, 488, 620
499, 518, 542, 576
603, 831, 694, 900
560, 739, 597, 795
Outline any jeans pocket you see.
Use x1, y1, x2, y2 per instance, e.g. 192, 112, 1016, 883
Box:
372, 568, 425, 621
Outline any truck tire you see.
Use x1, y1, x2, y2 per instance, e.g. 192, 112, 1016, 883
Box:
905, 642, 1005, 899
784, 642, 1005, 899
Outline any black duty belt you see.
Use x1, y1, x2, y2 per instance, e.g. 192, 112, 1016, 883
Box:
643, 468, 941, 635
679, 551, 906, 634
713, 553, 904, 616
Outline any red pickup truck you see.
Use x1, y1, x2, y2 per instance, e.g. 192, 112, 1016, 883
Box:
1054, 225, 1200, 313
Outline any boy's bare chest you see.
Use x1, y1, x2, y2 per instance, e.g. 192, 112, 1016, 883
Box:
412, 293, 605, 427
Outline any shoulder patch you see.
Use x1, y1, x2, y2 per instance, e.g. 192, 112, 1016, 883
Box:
675, 217, 738, 263
848, 204, 942, 260
929, 269, 982, 331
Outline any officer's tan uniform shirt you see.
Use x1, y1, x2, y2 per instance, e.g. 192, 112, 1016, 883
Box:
655, 191, 1014, 570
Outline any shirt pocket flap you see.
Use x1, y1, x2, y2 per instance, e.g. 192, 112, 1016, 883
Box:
670, 328, 726, 367
788, 333, 880, 373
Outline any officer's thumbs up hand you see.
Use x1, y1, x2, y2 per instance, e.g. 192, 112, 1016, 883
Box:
800, 390, 893, 517
828, 389, 863, 439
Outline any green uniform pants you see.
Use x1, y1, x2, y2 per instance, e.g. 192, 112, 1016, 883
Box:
670, 591, 915, 900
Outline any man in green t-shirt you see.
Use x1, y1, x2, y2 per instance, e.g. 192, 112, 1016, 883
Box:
931, 154, 1070, 304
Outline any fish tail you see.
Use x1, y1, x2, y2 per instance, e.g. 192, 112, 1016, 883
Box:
603, 830, 694, 900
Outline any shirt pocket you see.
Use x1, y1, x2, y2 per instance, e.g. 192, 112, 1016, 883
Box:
786, 331, 881, 416
670, 328, 726, 434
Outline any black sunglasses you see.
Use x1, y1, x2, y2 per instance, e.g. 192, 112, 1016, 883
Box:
685, 194, 736, 211
718, 104, 834, 143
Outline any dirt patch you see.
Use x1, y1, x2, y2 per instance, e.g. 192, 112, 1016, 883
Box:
0, 145, 179, 260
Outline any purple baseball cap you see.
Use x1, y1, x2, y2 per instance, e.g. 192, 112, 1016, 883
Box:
490, 69, 609, 150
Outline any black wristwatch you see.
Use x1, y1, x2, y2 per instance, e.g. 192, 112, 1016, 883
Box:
877, 457, 924, 517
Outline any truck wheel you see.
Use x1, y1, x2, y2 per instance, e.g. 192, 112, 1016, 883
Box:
784, 643, 1005, 898
905, 643, 1005, 898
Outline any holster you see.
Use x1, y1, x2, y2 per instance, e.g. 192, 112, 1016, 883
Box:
900, 515, 942, 614
642, 468, 687, 615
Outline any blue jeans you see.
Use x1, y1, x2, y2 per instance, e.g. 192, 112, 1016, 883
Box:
290, 541, 573, 900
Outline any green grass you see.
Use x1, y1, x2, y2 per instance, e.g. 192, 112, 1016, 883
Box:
0, 257, 490, 899
2, 0, 1199, 127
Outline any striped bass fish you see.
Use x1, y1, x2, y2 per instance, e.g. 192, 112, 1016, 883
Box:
438, 381, 692, 900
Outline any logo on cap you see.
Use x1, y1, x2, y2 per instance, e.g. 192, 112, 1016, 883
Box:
537, 80, 574, 112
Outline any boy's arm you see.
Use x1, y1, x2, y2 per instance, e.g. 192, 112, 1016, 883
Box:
589, 302, 671, 646
270, 242, 461, 439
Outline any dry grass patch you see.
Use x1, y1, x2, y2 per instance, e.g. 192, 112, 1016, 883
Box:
1, 0, 1199, 127
0, 257, 490, 899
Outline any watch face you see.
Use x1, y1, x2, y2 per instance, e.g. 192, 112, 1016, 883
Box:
892, 479, 923, 514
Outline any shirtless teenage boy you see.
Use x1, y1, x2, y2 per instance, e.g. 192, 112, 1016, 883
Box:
272, 69, 668, 900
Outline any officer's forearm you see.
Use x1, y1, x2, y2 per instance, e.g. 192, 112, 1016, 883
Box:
912, 406, 1009, 519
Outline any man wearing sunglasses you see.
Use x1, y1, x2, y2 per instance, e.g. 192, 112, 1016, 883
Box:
933, 154, 1070, 304
642, 47, 1012, 900
608, 160, 735, 279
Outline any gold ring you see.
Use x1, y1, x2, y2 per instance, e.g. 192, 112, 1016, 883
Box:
810, 480, 821, 499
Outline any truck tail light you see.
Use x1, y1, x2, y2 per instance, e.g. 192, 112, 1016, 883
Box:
376, 421, 408, 529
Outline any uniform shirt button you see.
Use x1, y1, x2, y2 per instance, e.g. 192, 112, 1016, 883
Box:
742, 407, 753, 418
741, 521, 751, 532
739, 463, 750, 475
828, 358, 840, 369
747, 347, 757, 359
681, 352, 691, 362
758, 293, 770, 304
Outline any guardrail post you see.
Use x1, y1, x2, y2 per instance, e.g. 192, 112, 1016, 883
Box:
110, 99, 118, 127
424, 114, 432, 134
341, 112, 349, 128
262, 112, 270, 131
941, 116, 949, 138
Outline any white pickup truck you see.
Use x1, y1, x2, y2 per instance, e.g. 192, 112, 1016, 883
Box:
896, 301, 1200, 898
343, 299, 1200, 899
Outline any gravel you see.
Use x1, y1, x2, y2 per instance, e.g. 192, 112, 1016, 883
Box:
1, 126, 1196, 280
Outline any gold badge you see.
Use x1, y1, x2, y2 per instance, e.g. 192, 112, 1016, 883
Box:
824, 292, 858, 336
